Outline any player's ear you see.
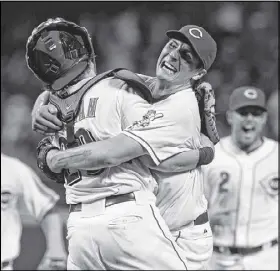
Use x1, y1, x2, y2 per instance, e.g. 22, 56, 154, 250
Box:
226, 110, 233, 125
192, 69, 206, 81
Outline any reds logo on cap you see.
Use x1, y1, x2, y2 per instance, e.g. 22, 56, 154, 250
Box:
244, 89, 258, 99
189, 28, 203, 39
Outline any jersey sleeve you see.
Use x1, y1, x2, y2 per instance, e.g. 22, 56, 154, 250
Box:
116, 81, 152, 130
122, 107, 200, 165
18, 160, 59, 222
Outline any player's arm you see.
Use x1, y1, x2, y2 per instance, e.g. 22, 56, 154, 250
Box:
140, 152, 199, 172
40, 206, 65, 254
47, 133, 147, 173
46, 133, 213, 173
140, 133, 214, 172
37, 205, 67, 270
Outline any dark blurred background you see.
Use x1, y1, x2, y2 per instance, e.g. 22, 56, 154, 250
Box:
1, 1, 278, 269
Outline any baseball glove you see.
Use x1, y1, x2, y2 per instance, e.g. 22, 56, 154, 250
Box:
37, 136, 64, 183
194, 81, 220, 145
37, 256, 67, 270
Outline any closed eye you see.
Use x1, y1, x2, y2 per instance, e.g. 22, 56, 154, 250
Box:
180, 50, 193, 63
168, 41, 177, 49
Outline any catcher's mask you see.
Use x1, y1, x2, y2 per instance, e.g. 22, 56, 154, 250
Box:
26, 17, 95, 91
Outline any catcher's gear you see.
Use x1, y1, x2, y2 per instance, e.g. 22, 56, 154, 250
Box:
37, 68, 153, 182
49, 68, 153, 146
194, 81, 220, 145
37, 137, 64, 183
26, 17, 95, 91
37, 256, 67, 270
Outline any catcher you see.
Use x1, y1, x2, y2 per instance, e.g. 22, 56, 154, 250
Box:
30, 19, 219, 270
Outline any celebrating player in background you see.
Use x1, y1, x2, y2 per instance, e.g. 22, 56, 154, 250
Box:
1, 153, 67, 270
31, 20, 218, 270
203, 86, 278, 270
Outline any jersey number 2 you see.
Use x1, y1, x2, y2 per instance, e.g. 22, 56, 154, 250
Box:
219, 172, 229, 193
59, 128, 105, 186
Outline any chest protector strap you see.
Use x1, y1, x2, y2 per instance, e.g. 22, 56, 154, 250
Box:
49, 68, 153, 146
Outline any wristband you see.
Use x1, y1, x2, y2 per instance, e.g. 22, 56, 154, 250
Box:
197, 147, 214, 166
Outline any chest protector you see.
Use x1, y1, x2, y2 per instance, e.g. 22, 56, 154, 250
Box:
49, 68, 153, 146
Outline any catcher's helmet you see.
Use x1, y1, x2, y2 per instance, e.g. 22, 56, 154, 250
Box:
26, 17, 95, 91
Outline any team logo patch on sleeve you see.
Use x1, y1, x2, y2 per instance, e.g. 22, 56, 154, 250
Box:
260, 174, 279, 197
127, 110, 163, 130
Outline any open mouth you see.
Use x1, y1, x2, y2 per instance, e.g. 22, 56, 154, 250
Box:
161, 61, 177, 75
242, 126, 255, 133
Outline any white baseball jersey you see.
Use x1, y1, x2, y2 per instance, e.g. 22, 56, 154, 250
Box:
122, 87, 207, 230
203, 136, 278, 247
1, 153, 59, 262
52, 77, 157, 205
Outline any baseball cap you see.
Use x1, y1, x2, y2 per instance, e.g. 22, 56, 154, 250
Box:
166, 25, 217, 70
229, 86, 267, 111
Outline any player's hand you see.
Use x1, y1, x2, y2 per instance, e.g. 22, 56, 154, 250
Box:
200, 133, 215, 153
32, 97, 63, 135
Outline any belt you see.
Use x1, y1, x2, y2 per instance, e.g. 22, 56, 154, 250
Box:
69, 192, 136, 213
194, 211, 208, 225
1, 261, 12, 269
213, 239, 278, 256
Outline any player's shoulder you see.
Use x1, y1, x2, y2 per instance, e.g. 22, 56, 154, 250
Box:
262, 137, 279, 153
215, 136, 231, 151
84, 76, 128, 92
81, 77, 119, 101
108, 77, 130, 91
175, 87, 199, 110
210, 136, 234, 162
107, 77, 149, 100
1, 153, 21, 166
263, 136, 278, 145
107, 77, 145, 95
85, 71, 153, 102
1, 154, 34, 179
2, 153, 34, 173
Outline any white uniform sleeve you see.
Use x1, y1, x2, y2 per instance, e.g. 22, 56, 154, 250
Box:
116, 83, 152, 130
17, 160, 59, 222
122, 107, 200, 165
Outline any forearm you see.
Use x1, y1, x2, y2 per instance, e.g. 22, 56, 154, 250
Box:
49, 134, 147, 172
144, 149, 200, 172
142, 146, 214, 173
40, 206, 65, 253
